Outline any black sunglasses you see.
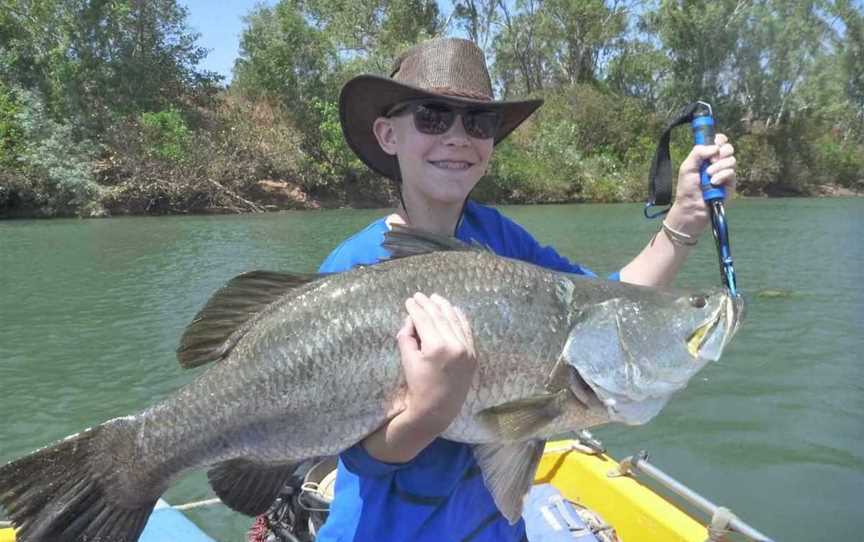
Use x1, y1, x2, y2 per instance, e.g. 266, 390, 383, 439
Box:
387, 100, 503, 140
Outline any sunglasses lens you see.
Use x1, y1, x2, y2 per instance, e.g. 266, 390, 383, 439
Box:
410, 102, 501, 139
413, 103, 456, 135
464, 111, 501, 139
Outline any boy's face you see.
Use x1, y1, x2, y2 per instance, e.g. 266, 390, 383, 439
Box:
374, 109, 494, 207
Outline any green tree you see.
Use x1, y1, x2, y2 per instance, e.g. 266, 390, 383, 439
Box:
836, 0, 864, 136
605, 39, 670, 103
491, 0, 630, 97
233, 2, 336, 111
642, 0, 745, 116
452, 0, 499, 50
535, 0, 627, 86
0, 0, 219, 131
491, 0, 546, 96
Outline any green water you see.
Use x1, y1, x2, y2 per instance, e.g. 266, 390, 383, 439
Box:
1, 198, 861, 541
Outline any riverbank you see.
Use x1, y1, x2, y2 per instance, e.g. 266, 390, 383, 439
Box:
1, 177, 860, 219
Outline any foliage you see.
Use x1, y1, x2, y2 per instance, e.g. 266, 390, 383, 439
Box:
733, 132, 781, 195
485, 83, 660, 203
302, 98, 366, 190
0, 83, 23, 168
4, 90, 102, 215
139, 108, 190, 162
233, 1, 336, 123
809, 132, 864, 190
0, 0, 221, 133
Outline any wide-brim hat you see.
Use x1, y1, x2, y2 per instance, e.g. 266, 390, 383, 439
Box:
340, 37, 543, 180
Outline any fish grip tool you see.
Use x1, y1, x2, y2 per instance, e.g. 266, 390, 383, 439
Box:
645, 101, 738, 296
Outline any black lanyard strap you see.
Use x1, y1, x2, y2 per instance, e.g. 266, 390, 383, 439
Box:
645, 102, 702, 218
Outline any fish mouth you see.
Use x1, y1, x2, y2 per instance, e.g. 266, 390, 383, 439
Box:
567, 365, 605, 410
686, 308, 722, 358
689, 292, 744, 361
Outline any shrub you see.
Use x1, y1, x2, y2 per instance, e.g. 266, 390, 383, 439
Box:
484, 84, 661, 203
3, 90, 102, 216
301, 98, 367, 191
733, 133, 781, 195
0, 84, 23, 168
139, 108, 191, 162
810, 132, 864, 190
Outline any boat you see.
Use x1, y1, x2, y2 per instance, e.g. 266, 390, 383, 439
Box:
0, 498, 216, 542
0, 437, 772, 542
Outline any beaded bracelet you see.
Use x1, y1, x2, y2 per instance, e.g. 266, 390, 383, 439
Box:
660, 220, 698, 246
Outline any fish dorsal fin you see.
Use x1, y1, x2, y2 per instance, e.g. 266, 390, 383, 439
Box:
473, 440, 546, 524
477, 392, 564, 441
177, 271, 319, 368
382, 224, 485, 259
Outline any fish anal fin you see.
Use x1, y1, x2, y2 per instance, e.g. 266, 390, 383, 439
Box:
477, 392, 564, 441
473, 440, 545, 524
207, 459, 297, 517
177, 271, 320, 368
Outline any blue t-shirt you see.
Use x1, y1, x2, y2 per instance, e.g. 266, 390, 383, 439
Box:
315, 201, 610, 542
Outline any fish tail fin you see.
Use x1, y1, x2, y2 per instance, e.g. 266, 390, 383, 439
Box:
0, 419, 158, 542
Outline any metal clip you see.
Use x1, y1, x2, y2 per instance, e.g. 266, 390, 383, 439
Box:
608, 450, 648, 478
576, 430, 606, 455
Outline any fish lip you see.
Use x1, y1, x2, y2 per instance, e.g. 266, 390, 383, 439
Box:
693, 291, 745, 362
687, 290, 743, 361
686, 307, 723, 358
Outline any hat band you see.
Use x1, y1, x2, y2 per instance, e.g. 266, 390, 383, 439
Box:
423, 86, 492, 101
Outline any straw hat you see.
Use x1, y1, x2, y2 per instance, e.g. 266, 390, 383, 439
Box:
339, 37, 543, 180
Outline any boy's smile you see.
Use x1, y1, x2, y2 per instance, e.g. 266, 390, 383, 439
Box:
429, 160, 474, 170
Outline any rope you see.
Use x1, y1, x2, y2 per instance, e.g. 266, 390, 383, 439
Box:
706, 506, 737, 542
171, 498, 222, 511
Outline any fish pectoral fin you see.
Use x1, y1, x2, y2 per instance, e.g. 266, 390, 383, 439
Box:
473, 440, 545, 524
477, 392, 564, 441
178, 271, 321, 368
207, 459, 299, 516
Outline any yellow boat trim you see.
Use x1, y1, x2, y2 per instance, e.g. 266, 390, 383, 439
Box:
537, 440, 708, 542
1, 440, 709, 542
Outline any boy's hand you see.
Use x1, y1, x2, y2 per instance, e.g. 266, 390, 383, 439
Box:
666, 133, 737, 237
397, 293, 477, 435
361, 292, 477, 463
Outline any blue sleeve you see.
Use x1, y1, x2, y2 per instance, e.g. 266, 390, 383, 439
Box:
318, 221, 390, 274
341, 442, 410, 477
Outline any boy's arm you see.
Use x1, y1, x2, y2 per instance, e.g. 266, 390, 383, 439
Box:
620, 135, 737, 287
362, 293, 477, 464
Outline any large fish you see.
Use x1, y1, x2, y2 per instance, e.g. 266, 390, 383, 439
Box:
0, 227, 743, 542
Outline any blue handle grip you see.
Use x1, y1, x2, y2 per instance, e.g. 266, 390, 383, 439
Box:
691, 114, 725, 202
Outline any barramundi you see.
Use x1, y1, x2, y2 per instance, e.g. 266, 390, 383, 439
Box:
0, 227, 743, 542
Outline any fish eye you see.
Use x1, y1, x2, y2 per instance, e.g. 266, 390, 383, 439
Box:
690, 295, 708, 308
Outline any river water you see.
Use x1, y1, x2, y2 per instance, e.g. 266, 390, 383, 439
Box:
1, 198, 861, 541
